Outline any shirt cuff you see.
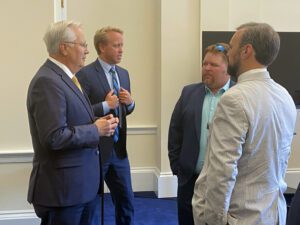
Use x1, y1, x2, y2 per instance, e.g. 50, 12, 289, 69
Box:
127, 101, 135, 111
102, 101, 109, 114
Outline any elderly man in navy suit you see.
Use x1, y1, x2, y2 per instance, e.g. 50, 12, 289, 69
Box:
27, 21, 118, 225
77, 26, 134, 225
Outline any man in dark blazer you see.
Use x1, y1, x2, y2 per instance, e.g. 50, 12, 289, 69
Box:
77, 26, 135, 225
168, 43, 234, 225
27, 21, 118, 225
287, 182, 300, 225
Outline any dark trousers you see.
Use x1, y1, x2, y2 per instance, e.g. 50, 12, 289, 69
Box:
177, 174, 199, 225
103, 149, 134, 225
287, 182, 300, 225
33, 195, 100, 225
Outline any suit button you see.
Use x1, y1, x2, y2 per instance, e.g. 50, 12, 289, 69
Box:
96, 150, 99, 155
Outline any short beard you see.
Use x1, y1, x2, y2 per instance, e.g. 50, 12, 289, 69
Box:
228, 60, 240, 82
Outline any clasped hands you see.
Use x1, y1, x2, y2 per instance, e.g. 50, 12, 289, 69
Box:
94, 114, 119, 137
105, 87, 133, 109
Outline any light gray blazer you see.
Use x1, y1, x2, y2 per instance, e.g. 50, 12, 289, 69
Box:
192, 70, 297, 225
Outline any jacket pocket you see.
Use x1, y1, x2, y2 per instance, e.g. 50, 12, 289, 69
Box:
54, 157, 82, 169
227, 213, 238, 225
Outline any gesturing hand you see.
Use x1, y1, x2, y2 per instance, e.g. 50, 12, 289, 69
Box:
105, 90, 119, 109
119, 87, 133, 105
94, 114, 119, 136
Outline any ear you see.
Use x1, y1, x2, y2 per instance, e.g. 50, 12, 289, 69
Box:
59, 43, 68, 56
241, 44, 253, 59
99, 43, 106, 54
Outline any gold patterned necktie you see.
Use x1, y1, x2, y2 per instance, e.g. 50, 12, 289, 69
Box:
72, 76, 83, 93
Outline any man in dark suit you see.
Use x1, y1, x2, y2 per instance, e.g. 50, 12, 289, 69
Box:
168, 43, 234, 225
287, 182, 300, 225
77, 26, 134, 225
27, 21, 118, 225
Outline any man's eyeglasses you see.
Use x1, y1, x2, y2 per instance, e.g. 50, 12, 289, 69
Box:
64, 42, 88, 48
214, 43, 227, 53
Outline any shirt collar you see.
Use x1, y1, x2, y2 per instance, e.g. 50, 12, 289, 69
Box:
48, 57, 74, 79
238, 68, 269, 83
98, 57, 115, 73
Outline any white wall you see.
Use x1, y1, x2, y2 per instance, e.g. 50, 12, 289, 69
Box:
201, 0, 300, 32
0, 1, 200, 222
0, 1, 52, 151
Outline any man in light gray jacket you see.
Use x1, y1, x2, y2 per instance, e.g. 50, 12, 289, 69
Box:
192, 22, 297, 225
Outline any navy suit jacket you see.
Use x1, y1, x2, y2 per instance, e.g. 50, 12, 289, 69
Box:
168, 81, 234, 186
27, 59, 101, 207
287, 182, 300, 225
77, 59, 134, 163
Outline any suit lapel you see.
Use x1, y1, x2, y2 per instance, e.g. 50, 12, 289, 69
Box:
63, 75, 95, 120
194, 85, 206, 142
115, 66, 125, 88
45, 60, 95, 121
94, 60, 111, 94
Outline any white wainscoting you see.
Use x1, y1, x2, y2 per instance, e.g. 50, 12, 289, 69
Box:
0, 167, 299, 224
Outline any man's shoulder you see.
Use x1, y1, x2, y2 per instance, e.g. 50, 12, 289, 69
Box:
183, 82, 205, 92
115, 65, 129, 74
179, 83, 206, 99
35, 61, 60, 80
81, 60, 98, 71
77, 60, 99, 78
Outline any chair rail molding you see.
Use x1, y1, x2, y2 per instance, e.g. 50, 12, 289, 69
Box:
0, 125, 157, 164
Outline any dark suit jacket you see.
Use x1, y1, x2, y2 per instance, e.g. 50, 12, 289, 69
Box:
287, 182, 300, 225
168, 81, 234, 186
77, 59, 134, 163
27, 59, 101, 207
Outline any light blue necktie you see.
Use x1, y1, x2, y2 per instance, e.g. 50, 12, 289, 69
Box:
110, 67, 119, 143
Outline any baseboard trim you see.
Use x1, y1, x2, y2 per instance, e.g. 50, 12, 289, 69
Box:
103, 167, 159, 193
154, 169, 178, 198
104, 167, 178, 198
0, 167, 176, 224
286, 168, 300, 189
0, 168, 299, 224
0, 210, 40, 225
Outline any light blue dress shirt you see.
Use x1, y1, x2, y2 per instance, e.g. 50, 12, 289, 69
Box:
194, 79, 230, 173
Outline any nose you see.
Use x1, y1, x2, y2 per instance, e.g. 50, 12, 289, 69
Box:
204, 64, 211, 70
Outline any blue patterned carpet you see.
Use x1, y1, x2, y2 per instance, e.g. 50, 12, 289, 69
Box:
103, 192, 178, 225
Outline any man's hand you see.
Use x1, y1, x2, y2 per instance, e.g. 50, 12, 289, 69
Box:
94, 114, 119, 136
105, 90, 119, 109
119, 87, 133, 105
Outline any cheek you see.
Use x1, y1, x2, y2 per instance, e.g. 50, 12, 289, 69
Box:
229, 50, 237, 61
211, 68, 225, 79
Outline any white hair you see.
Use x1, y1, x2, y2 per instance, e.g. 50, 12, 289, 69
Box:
43, 20, 81, 55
